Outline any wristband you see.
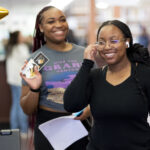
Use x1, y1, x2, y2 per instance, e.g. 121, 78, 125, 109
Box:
30, 88, 40, 92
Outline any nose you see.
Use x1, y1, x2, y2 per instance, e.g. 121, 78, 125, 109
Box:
55, 21, 62, 27
105, 41, 111, 49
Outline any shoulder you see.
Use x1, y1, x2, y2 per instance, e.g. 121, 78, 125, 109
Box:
19, 43, 28, 48
90, 67, 103, 78
14, 44, 29, 52
69, 44, 85, 57
72, 43, 85, 51
30, 47, 45, 58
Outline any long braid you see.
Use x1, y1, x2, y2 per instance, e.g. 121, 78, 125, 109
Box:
132, 63, 148, 104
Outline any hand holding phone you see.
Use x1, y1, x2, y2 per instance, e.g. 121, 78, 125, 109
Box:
73, 110, 84, 117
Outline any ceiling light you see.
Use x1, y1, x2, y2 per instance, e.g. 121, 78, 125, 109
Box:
47, 0, 74, 10
96, 2, 109, 9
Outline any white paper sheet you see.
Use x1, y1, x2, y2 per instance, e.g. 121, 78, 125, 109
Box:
39, 115, 88, 150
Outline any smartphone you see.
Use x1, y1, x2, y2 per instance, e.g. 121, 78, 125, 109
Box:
73, 110, 84, 117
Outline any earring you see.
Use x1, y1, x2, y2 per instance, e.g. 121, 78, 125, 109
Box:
126, 42, 129, 48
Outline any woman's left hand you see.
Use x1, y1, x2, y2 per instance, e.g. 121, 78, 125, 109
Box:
74, 105, 91, 121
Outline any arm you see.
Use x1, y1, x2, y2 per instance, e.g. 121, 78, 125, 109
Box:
64, 59, 94, 112
20, 61, 42, 115
64, 44, 97, 112
20, 85, 39, 115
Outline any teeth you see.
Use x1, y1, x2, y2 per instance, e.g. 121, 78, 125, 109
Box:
105, 53, 115, 57
55, 31, 63, 34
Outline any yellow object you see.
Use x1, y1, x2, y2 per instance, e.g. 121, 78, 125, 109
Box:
0, 7, 9, 19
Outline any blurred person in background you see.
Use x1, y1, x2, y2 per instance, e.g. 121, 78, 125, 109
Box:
5, 31, 30, 137
25, 35, 33, 53
20, 6, 90, 150
138, 25, 149, 48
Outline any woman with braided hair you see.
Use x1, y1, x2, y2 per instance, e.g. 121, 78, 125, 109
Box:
64, 20, 150, 150
20, 6, 89, 150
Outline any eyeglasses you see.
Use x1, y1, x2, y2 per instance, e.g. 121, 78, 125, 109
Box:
96, 39, 125, 50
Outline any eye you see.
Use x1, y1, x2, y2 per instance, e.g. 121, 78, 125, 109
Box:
98, 41, 105, 45
110, 40, 119, 44
60, 18, 66, 22
47, 20, 55, 24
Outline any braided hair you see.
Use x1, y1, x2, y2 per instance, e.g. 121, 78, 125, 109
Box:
97, 20, 150, 66
32, 6, 55, 52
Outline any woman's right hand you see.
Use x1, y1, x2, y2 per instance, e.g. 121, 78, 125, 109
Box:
20, 60, 42, 90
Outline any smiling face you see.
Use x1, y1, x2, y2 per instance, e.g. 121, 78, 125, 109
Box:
39, 7, 69, 44
97, 25, 129, 65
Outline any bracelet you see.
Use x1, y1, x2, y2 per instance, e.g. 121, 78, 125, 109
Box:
30, 88, 40, 92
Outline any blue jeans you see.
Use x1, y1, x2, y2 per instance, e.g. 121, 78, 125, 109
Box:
10, 85, 28, 133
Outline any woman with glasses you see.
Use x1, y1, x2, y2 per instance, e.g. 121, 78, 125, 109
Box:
64, 20, 150, 150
